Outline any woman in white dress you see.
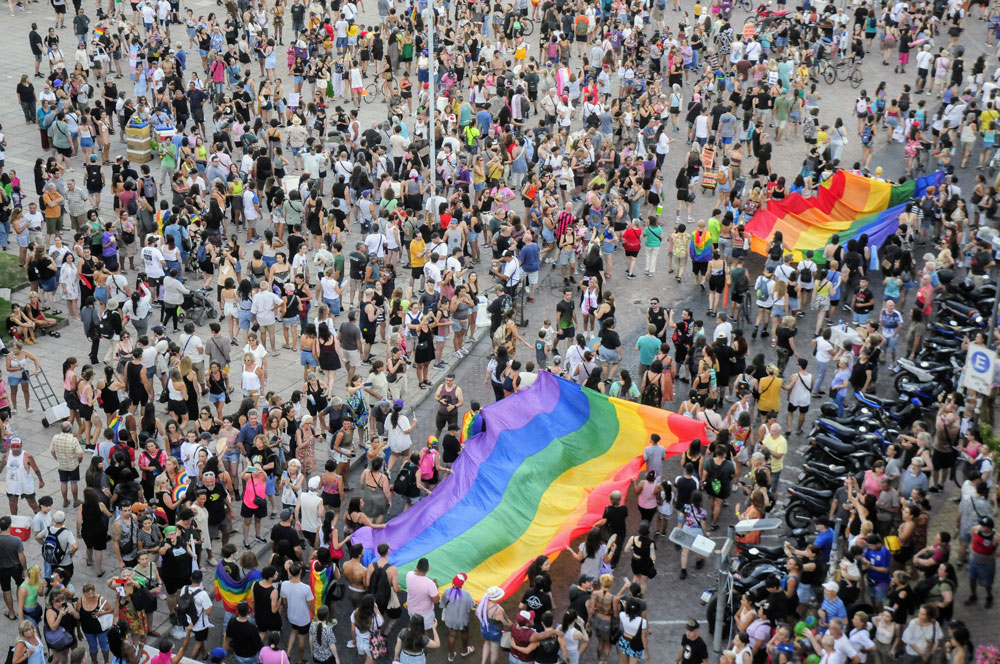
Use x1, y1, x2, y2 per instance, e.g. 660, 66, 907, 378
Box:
58, 253, 80, 319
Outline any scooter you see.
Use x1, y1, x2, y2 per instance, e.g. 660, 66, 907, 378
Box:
938, 300, 988, 328
852, 393, 925, 429
785, 484, 834, 528
892, 356, 961, 392
896, 379, 951, 407
797, 461, 856, 490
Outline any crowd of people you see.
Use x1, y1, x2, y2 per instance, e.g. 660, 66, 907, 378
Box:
0, 0, 997, 661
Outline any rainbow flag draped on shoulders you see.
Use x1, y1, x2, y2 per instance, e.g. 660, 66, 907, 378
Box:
214, 561, 263, 613
745, 170, 945, 263
689, 229, 713, 262
309, 560, 333, 616
352, 372, 705, 601
459, 409, 482, 443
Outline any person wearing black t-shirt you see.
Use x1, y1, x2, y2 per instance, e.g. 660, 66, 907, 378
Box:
269, 508, 302, 561
16, 76, 36, 123
519, 577, 553, 630
225, 601, 263, 657
677, 619, 709, 664
441, 426, 461, 464
851, 278, 875, 324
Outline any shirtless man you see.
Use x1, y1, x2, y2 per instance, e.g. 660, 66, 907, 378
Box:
342, 543, 369, 611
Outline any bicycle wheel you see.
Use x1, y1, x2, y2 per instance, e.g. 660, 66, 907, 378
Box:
836, 64, 850, 81
821, 65, 836, 85
850, 69, 863, 88
362, 83, 380, 104
520, 17, 533, 36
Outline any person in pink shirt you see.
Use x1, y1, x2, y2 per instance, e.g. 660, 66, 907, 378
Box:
404, 558, 439, 629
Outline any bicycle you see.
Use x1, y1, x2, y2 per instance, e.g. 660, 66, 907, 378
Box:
519, 16, 534, 36
736, 0, 753, 10
815, 59, 837, 85
835, 60, 864, 88
362, 77, 395, 104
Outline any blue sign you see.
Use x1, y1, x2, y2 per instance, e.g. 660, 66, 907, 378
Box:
971, 351, 991, 375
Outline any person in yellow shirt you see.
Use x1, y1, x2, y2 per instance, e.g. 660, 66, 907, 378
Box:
761, 421, 788, 489
980, 105, 999, 136
409, 232, 427, 291
756, 364, 783, 416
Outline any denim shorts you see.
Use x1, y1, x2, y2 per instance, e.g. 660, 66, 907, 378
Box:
262, 256, 277, 268
282, 316, 298, 328
84, 631, 109, 654
223, 449, 242, 464
322, 298, 341, 316
238, 309, 253, 330
209, 392, 226, 403
301, 349, 319, 367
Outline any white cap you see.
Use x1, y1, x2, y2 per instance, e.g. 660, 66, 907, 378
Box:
823, 581, 840, 592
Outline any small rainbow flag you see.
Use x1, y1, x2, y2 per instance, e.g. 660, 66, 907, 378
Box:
689, 229, 712, 262
172, 483, 189, 504
94, 27, 106, 37
214, 560, 262, 613
308, 560, 332, 616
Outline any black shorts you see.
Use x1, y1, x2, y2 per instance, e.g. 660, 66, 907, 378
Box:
625, 250, 639, 258
0, 566, 23, 592
412, 266, 423, 279
291, 622, 310, 635
58, 468, 81, 483
54, 3, 66, 12
240, 502, 267, 520
692, 261, 708, 276
787, 403, 808, 413
56, 146, 72, 158
435, 409, 458, 433
709, 274, 725, 293
194, 628, 209, 642
162, 574, 189, 595
675, 345, 688, 363
321, 492, 341, 509
558, 325, 575, 340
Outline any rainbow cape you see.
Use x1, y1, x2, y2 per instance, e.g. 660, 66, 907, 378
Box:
309, 560, 332, 616
459, 410, 482, 443
689, 229, 712, 262
352, 372, 705, 601
745, 170, 945, 262
213, 561, 263, 613
93, 27, 105, 37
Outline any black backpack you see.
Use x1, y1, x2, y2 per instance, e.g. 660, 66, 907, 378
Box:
392, 463, 417, 497
174, 587, 204, 627
369, 562, 392, 610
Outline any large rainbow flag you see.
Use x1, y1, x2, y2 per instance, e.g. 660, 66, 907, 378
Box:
352, 372, 705, 601
213, 561, 263, 613
745, 170, 945, 262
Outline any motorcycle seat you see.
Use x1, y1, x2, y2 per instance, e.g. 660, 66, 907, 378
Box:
811, 434, 858, 456
793, 485, 834, 500
816, 418, 856, 440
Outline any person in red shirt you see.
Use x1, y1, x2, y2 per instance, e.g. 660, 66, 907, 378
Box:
622, 219, 643, 279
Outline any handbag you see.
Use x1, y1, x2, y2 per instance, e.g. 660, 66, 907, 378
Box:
45, 626, 73, 651
500, 631, 513, 651
368, 630, 388, 659
20, 369, 29, 381
249, 480, 266, 509
98, 606, 115, 631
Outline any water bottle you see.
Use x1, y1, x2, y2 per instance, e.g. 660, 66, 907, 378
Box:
655, 203, 663, 216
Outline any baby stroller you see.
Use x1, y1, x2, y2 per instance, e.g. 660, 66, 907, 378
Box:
179, 289, 218, 326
